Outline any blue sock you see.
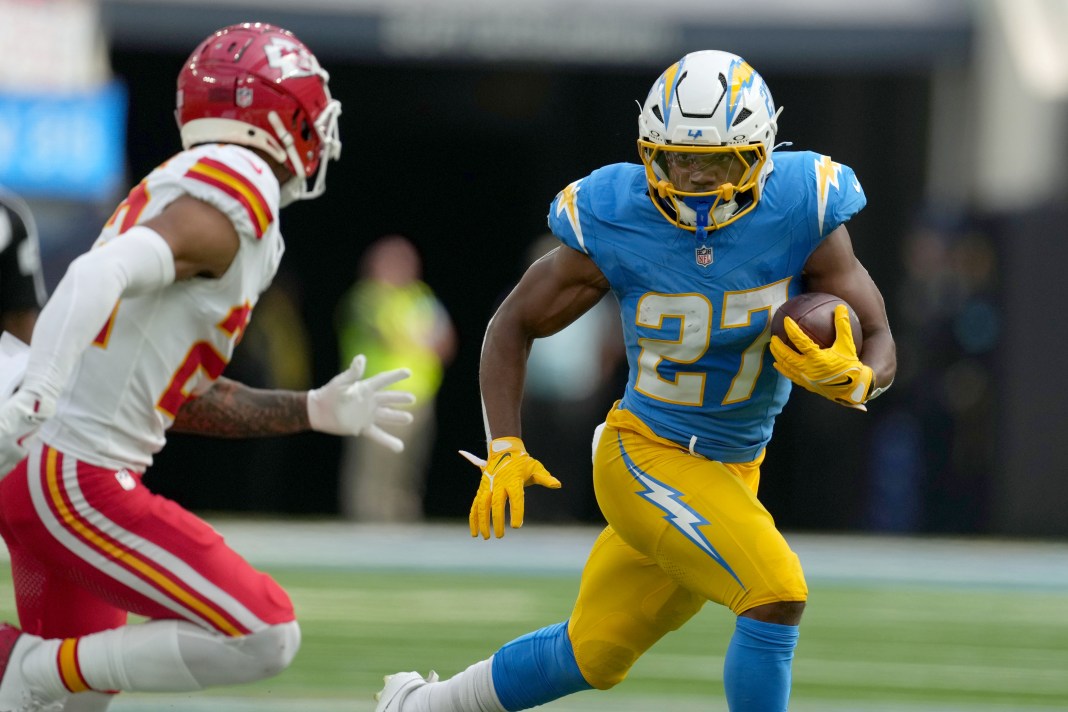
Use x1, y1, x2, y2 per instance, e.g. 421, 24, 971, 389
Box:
490, 621, 593, 711
723, 616, 799, 712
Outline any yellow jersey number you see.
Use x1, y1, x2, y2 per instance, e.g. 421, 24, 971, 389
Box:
634, 279, 791, 406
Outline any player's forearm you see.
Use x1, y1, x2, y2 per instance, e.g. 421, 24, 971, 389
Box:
860, 329, 897, 391
478, 314, 530, 441
170, 377, 310, 438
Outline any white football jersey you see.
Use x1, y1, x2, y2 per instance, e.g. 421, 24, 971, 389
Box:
38, 144, 285, 471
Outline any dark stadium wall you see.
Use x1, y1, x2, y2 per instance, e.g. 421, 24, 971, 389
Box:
112, 48, 936, 533
991, 203, 1068, 537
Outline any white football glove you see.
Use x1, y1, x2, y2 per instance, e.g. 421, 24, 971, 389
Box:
0, 389, 55, 476
307, 355, 416, 452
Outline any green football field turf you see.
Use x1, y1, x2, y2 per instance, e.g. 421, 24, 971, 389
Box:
1, 522, 1066, 711
237, 569, 1068, 711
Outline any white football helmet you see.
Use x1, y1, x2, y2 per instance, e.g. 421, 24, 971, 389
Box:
638, 50, 782, 232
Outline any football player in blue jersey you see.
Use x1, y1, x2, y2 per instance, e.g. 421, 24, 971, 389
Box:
376, 49, 897, 712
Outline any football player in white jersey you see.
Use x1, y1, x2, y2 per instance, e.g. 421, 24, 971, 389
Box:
0, 23, 415, 712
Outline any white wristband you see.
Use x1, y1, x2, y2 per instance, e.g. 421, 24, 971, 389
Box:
867, 378, 893, 401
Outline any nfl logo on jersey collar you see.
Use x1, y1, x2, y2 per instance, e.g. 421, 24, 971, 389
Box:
695, 242, 713, 267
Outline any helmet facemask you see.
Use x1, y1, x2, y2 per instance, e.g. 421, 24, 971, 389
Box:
273, 91, 342, 206
638, 142, 767, 232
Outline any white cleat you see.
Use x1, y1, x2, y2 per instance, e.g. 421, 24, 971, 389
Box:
0, 624, 62, 712
373, 670, 439, 712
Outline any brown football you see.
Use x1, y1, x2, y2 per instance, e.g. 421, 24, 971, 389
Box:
771, 292, 863, 352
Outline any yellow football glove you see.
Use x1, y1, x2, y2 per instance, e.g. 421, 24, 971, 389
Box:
460, 436, 561, 539
769, 304, 874, 411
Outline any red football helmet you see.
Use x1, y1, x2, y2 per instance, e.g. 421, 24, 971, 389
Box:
176, 23, 342, 204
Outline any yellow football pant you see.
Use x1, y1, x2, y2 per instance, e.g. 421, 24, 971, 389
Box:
567, 407, 807, 689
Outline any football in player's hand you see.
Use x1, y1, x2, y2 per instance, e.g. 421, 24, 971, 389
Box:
771, 292, 863, 352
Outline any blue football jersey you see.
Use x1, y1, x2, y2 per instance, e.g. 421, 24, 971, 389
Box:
547, 150, 866, 462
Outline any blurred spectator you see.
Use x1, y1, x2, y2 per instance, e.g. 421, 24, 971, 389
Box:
335, 234, 456, 521
864, 215, 999, 533
520, 234, 624, 523
0, 186, 47, 342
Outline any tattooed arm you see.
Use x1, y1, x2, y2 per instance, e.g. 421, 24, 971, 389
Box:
170, 358, 417, 447
170, 377, 310, 438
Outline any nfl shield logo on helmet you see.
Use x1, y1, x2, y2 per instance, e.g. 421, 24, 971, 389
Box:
235, 86, 254, 108
695, 244, 713, 267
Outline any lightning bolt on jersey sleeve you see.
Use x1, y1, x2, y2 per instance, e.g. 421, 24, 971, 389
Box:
547, 164, 651, 286
809, 153, 866, 238
548, 178, 591, 254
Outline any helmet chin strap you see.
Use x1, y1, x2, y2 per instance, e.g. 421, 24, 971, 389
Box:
279, 176, 302, 207
685, 197, 712, 240
678, 191, 740, 235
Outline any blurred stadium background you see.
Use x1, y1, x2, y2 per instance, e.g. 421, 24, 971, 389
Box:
1, 0, 1067, 708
